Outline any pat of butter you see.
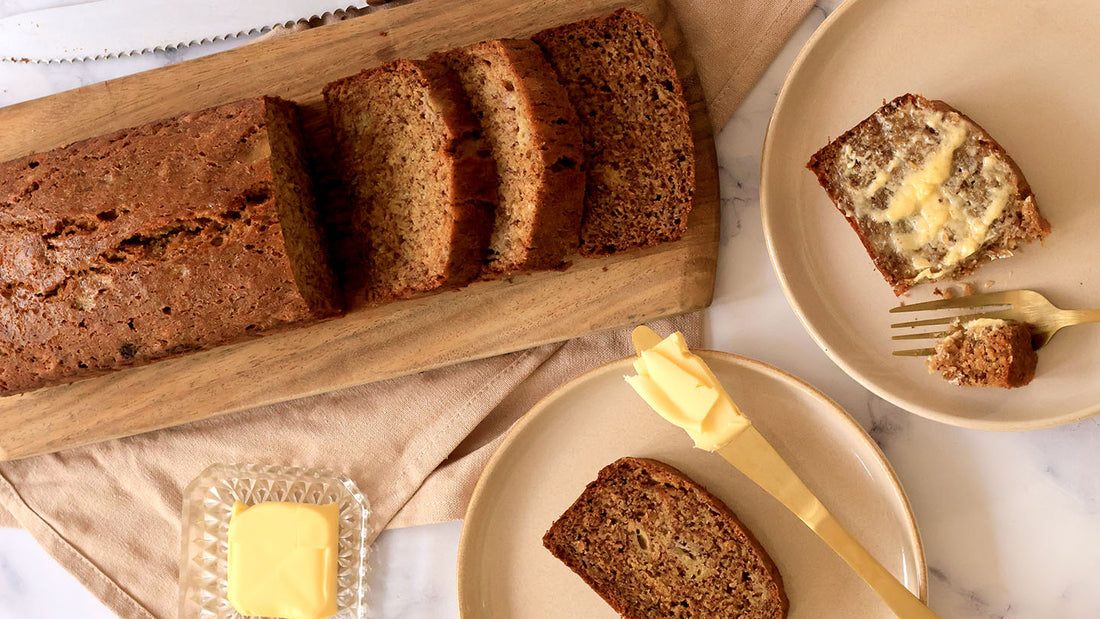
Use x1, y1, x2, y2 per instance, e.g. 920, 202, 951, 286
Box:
227, 501, 339, 619
625, 327, 750, 451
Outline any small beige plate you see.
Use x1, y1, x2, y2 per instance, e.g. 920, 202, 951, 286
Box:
457, 351, 926, 618
762, 0, 1100, 430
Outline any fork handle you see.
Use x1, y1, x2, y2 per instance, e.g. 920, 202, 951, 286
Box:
1064, 309, 1100, 325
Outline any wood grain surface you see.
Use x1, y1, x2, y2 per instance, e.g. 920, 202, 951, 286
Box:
0, 0, 719, 460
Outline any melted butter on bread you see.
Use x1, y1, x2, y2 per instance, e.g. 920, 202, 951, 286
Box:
842, 109, 1016, 279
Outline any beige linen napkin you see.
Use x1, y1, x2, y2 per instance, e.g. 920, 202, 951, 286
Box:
0, 0, 814, 617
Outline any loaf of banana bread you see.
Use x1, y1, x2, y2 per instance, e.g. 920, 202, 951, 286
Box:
0, 96, 341, 395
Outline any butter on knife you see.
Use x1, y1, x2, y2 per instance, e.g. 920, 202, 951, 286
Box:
624, 328, 749, 451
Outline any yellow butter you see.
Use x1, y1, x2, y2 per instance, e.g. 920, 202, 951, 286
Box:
227, 501, 339, 619
964, 317, 1007, 331
625, 328, 749, 451
847, 110, 1014, 276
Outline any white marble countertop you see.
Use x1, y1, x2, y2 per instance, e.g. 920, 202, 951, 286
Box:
2, 1, 1099, 617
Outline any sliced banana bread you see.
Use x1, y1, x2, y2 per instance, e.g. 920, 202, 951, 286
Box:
533, 9, 695, 256
543, 457, 788, 619
808, 94, 1050, 295
436, 39, 585, 274
323, 58, 496, 302
928, 318, 1037, 388
0, 96, 341, 395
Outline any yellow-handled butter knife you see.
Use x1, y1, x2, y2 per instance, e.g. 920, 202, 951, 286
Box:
627, 326, 938, 619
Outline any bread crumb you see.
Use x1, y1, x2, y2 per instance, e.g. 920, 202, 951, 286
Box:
928, 320, 1037, 388
960, 282, 976, 296
935, 286, 957, 299
985, 280, 995, 289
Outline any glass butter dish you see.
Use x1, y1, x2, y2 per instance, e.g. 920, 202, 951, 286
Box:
178, 463, 371, 619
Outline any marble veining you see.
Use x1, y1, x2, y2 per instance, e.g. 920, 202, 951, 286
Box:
2, 0, 1100, 617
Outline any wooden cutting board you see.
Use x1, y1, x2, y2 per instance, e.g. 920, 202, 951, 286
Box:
0, 0, 718, 460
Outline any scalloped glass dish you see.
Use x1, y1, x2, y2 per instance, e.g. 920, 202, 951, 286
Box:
178, 463, 371, 619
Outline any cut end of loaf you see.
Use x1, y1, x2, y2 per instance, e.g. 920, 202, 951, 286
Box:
543, 457, 788, 619
262, 96, 344, 317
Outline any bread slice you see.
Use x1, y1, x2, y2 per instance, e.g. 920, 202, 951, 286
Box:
435, 39, 585, 274
807, 93, 1050, 295
533, 9, 695, 256
264, 98, 344, 318
0, 96, 341, 394
543, 457, 787, 619
323, 58, 496, 302
928, 318, 1037, 388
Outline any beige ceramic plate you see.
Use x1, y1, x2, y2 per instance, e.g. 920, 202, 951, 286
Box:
457, 351, 926, 618
762, 0, 1100, 430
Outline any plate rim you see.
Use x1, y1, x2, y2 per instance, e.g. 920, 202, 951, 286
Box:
456, 349, 928, 616
759, 0, 1100, 431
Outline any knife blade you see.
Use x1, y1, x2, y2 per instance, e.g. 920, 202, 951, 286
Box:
0, 0, 370, 63
715, 426, 938, 619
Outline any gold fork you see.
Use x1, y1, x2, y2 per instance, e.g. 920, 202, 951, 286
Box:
889, 290, 1100, 356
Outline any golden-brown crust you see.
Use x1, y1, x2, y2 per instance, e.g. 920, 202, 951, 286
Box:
543, 456, 788, 619
0, 96, 338, 395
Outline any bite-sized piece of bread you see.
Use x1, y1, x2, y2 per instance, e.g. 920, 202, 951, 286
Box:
807, 93, 1050, 296
533, 9, 695, 256
0, 96, 342, 395
927, 318, 1037, 388
323, 58, 496, 302
435, 39, 585, 274
543, 457, 787, 619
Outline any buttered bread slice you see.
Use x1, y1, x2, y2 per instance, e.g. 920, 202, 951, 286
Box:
807, 94, 1049, 295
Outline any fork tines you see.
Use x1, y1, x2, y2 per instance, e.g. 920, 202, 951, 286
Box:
888, 290, 1017, 314
890, 308, 1016, 330
889, 291, 1018, 357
